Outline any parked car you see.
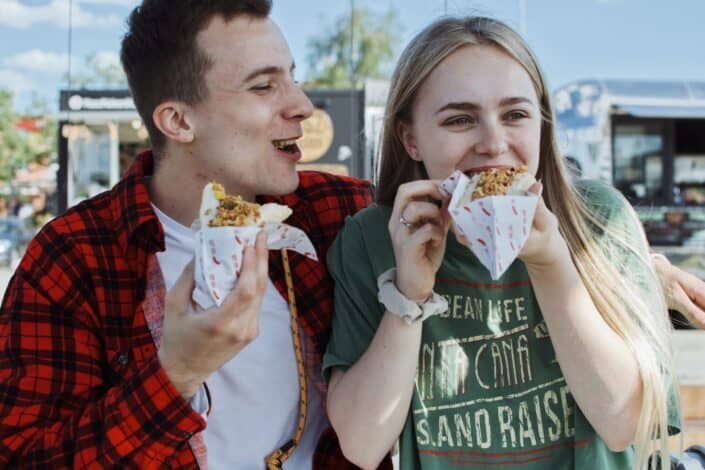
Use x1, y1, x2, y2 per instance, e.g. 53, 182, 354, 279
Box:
0, 217, 34, 267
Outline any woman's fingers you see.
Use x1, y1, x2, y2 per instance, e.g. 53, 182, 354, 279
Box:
399, 201, 445, 227
391, 181, 448, 226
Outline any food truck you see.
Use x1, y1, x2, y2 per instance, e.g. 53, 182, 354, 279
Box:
556, 79, 705, 448
553, 79, 705, 275
56, 88, 365, 213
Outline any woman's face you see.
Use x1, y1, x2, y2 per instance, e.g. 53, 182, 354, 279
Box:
400, 45, 542, 181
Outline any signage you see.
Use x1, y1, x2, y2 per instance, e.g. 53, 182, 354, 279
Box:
299, 108, 334, 163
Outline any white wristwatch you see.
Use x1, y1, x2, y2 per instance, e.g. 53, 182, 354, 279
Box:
377, 268, 448, 324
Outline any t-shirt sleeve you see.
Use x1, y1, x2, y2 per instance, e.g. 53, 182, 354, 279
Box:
322, 211, 391, 382
577, 180, 682, 433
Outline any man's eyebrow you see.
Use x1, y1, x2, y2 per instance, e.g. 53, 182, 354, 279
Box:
243, 62, 296, 83
434, 96, 534, 115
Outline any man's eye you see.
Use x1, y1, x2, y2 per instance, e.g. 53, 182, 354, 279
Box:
251, 83, 272, 91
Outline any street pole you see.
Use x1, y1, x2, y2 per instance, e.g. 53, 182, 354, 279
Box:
350, 0, 356, 88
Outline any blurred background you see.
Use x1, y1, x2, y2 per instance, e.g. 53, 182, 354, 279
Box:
1, 0, 704, 447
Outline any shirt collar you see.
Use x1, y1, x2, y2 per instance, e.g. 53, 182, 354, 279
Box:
110, 150, 165, 254
257, 186, 312, 234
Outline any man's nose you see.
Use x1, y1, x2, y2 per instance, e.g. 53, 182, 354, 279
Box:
474, 121, 508, 157
283, 82, 313, 121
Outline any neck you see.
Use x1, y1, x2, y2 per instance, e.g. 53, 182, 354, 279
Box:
148, 151, 206, 227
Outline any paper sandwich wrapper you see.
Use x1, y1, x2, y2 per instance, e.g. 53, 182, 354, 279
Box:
441, 170, 539, 280
192, 183, 317, 309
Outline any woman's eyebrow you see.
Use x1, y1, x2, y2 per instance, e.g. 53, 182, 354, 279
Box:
434, 96, 534, 115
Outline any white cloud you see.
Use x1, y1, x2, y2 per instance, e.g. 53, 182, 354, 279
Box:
0, 68, 36, 95
0, 0, 122, 29
4, 50, 69, 75
91, 51, 121, 69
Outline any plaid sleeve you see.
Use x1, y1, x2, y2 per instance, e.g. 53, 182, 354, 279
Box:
301, 172, 374, 247
0, 235, 204, 467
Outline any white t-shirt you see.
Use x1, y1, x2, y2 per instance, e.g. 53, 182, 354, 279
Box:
152, 204, 328, 469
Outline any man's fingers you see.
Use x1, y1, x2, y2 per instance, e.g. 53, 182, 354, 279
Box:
672, 287, 705, 329
681, 275, 705, 329
683, 274, 705, 309
254, 230, 269, 288
165, 259, 195, 316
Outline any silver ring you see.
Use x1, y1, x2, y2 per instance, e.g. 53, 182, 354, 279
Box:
399, 215, 414, 228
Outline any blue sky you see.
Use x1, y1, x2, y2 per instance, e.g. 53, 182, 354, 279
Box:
1, 0, 704, 112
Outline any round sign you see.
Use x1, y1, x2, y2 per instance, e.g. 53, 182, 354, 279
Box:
299, 108, 334, 163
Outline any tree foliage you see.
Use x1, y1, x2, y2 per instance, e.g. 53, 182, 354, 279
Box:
305, 7, 402, 89
0, 90, 57, 183
64, 52, 127, 89
0, 90, 33, 182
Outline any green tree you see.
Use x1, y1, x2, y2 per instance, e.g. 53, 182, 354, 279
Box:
20, 93, 58, 167
0, 90, 34, 182
305, 7, 402, 89
64, 52, 127, 89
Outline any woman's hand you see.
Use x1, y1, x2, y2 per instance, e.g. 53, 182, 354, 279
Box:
518, 183, 570, 270
389, 180, 451, 302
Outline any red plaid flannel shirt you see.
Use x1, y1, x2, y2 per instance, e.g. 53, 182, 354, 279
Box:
0, 151, 392, 469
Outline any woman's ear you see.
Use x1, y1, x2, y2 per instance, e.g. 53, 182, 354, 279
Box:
152, 101, 195, 145
398, 121, 421, 161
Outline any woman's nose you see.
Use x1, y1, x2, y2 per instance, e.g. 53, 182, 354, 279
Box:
474, 121, 508, 157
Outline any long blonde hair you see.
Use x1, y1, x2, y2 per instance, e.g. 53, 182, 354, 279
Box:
377, 16, 678, 469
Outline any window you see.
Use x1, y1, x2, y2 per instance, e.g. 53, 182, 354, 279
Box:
613, 122, 665, 204
674, 120, 705, 206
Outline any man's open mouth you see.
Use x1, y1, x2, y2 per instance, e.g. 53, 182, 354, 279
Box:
273, 139, 300, 154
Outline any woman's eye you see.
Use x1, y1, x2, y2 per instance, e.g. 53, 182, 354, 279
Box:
445, 116, 474, 127
506, 110, 528, 121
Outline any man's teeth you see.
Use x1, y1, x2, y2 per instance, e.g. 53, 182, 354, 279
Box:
273, 139, 297, 149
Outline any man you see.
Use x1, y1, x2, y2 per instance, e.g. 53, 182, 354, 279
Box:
0, 1, 391, 468
1, 2, 703, 469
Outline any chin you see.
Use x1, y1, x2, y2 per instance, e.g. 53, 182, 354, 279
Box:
269, 171, 300, 196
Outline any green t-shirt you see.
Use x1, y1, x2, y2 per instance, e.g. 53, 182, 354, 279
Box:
323, 181, 680, 470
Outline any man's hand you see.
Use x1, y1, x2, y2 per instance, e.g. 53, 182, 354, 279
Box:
652, 253, 705, 329
158, 231, 269, 400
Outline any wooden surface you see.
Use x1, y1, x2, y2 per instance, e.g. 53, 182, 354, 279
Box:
671, 331, 705, 450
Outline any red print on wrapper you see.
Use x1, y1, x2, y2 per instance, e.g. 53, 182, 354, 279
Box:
442, 170, 538, 280
209, 241, 220, 265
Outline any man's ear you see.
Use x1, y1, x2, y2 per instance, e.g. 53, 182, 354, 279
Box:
398, 121, 421, 161
152, 101, 195, 144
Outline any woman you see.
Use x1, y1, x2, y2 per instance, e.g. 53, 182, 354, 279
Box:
322, 16, 680, 470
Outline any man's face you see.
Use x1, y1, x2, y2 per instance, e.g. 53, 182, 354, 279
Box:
189, 15, 313, 201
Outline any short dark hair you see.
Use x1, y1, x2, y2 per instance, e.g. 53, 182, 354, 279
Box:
120, 0, 272, 154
